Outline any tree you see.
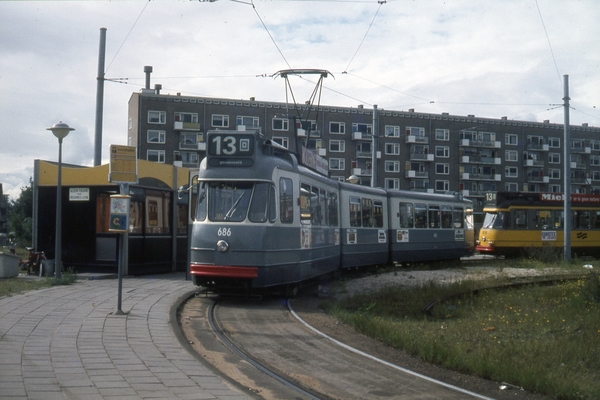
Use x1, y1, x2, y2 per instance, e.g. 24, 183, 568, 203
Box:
8, 179, 33, 247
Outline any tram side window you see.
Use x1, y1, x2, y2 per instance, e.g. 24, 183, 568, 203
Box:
441, 205, 453, 228
453, 207, 464, 228
373, 200, 384, 228
428, 205, 440, 228
319, 188, 327, 226
514, 209, 528, 229
328, 192, 339, 226
362, 198, 373, 227
349, 196, 361, 227
248, 182, 269, 223
311, 187, 321, 225
594, 211, 600, 229
269, 185, 277, 223
534, 210, 553, 229
196, 182, 206, 221
300, 183, 311, 225
414, 203, 428, 228
573, 211, 591, 229
552, 210, 563, 228
399, 202, 414, 229
279, 178, 293, 224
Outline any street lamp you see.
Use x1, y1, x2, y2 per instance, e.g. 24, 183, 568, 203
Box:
346, 175, 360, 184
47, 121, 74, 280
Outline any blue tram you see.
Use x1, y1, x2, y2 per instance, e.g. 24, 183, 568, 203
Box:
189, 129, 474, 292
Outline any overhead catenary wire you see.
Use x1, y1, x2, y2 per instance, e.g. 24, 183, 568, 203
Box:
343, 0, 385, 73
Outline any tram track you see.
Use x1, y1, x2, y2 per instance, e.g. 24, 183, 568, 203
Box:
180, 287, 508, 400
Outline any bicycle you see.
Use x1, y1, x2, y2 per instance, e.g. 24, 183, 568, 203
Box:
19, 247, 47, 276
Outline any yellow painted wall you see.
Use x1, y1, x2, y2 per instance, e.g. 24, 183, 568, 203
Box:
36, 160, 193, 189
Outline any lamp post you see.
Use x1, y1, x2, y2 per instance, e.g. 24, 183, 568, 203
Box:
47, 121, 74, 280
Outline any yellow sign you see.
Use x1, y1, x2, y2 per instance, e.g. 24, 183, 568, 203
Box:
109, 145, 138, 183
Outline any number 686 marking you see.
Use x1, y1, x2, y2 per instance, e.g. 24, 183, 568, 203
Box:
218, 227, 231, 236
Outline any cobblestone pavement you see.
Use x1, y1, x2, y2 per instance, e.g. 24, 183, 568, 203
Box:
0, 273, 252, 400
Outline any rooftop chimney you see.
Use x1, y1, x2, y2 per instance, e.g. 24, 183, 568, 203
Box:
144, 66, 153, 89
155, 84, 162, 95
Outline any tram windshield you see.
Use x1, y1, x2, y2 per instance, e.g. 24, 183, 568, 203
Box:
196, 181, 275, 223
482, 212, 508, 229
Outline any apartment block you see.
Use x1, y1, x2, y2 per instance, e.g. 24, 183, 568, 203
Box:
127, 90, 600, 217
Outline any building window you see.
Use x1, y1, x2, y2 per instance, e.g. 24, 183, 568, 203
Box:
385, 161, 400, 172
505, 134, 518, 145
385, 125, 400, 137
385, 178, 399, 189
592, 155, 600, 166
128, 118, 133, 130
385, 143, 400, 155
352, 123, 372, 134
435, 146, 449, 158
329, 158, 345, 170
505, 150, 518, 162
272, 118, 289, 131
548, 153, 560, 164
212, 114, 229, 127
236, 116, 259, 129
548, 137, 560, 148
174, 112, 198, 123
435, 163, 449, 175
147, 150, 165, 163
406, 126, 425, 136
329, 140, 345, 152
591, 140, 600, 151
435, 180, 449, 192
549, 184, 561, 192
591, 171, 600, 181
435, 129, 449, 141
271, 136, 289, 148
505, 166, 518, 178
148, 111, 166, 124
330, 122, 345, 134
549, 169, 560, 179
147, 130, 165, 144
505, 182, 519, 192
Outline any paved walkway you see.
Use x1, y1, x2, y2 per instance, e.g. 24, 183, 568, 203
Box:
0, 273, 252, 400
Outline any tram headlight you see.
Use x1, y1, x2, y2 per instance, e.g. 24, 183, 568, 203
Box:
216, 240, 229, 253
481, 236, 486, 243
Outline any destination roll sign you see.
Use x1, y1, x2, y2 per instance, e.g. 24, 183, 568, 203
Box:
207, 132, 255, 167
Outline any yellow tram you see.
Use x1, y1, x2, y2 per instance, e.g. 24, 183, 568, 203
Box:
477, 191, 600, 257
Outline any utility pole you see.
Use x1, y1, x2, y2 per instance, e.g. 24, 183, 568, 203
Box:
563, 74, 571, 262
94, 28, 107, 166
371, 104, 379, 187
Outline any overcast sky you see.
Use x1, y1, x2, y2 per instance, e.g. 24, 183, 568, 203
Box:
1, 0, 598, 200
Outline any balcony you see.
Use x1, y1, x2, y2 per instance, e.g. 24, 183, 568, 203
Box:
406, 170, 428, 179
405, 135, 428, 144
356, 150, 372, 158
523, 159, 544, 167
352, 168, 372, 176
527, 142, 549, 151
409, 153, 434, 162
174, 121, 201, 131
460, 139, 501, 148
527, 175, 550, 183
352, 131, 372, 140
461, 173, 501, 181
179, 141, 199, 150
571, 161, 587, 169
462, 156, 501, 165
571, 145, 591, 154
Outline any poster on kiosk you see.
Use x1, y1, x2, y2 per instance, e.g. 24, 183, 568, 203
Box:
109, 194, 130, 232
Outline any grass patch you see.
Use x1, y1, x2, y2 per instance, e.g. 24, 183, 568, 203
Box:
326, 265, 600, 400
0, 267, 78, 298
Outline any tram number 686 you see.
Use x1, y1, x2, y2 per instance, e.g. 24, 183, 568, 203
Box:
218, 227, 232, 237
